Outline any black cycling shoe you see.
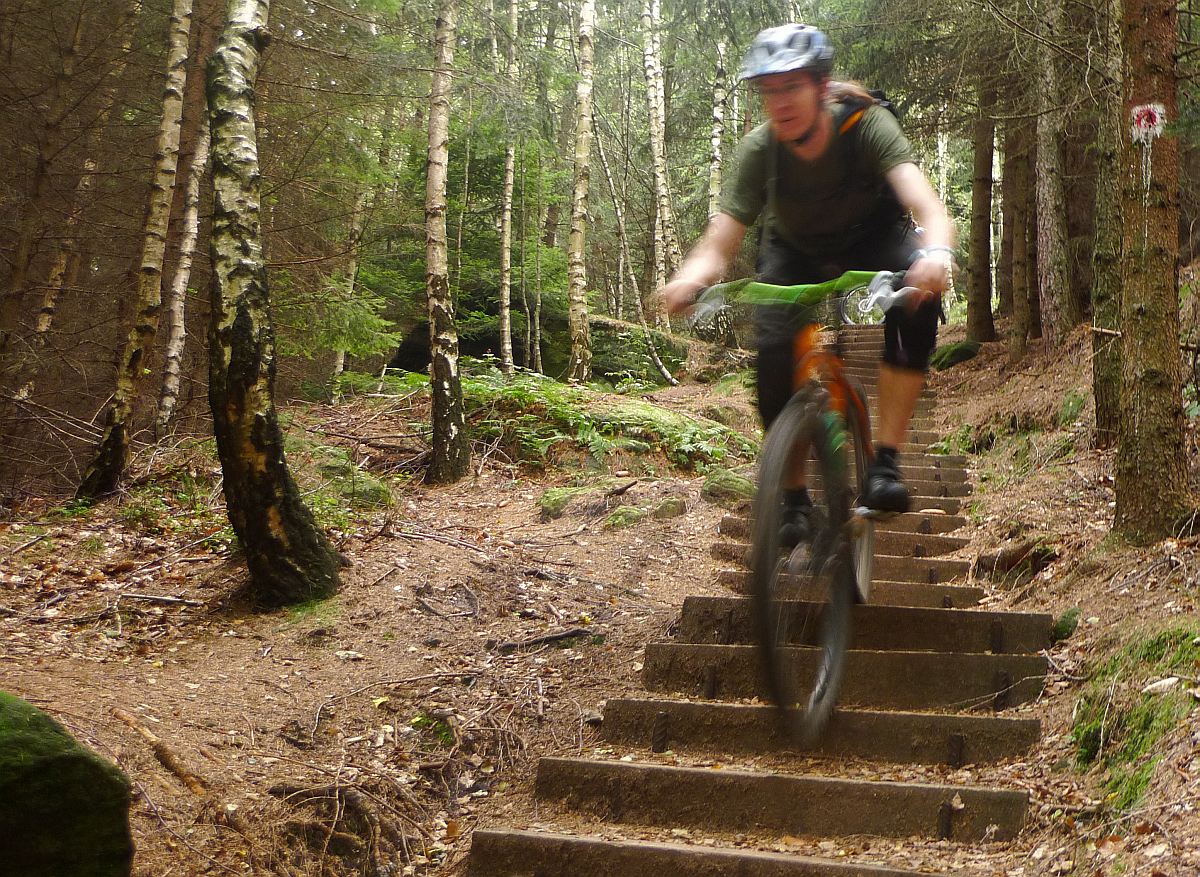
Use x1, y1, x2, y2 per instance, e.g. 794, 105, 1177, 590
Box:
779, 490, 815, 548
864, 460, 911, 514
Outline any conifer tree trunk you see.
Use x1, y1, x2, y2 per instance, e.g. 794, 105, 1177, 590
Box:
1009, 122, 1031, 363
0, 7, 88, 371
1034, 0, 1079, 348
565, 0, 595, 383
1091, 0, 1123, 448
967, 91, 997, 342
425, 0, 469, 482
206, 0, 340, 605
79, 0, 193, 497
1115, 0, 1189, 541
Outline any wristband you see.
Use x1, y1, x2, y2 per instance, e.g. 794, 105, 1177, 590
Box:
913, 245, 956, 263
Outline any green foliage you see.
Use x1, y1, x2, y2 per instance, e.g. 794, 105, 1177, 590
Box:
1058, 389, 1086, 427
282, 596, 342, 629
929, 340, 982, 371
1070, 628, 1200, 813
460, 359, 755, 471
701, 468, 756, 505
604, 505, 647, 529
410, 712, 456, 749
1052, 607, 1082, 642
47, 500, 94, 521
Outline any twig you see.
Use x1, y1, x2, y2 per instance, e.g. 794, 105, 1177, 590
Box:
10, 531, 55, 555
119, 592, 204, 607
311, 672, 479, 740
1042, 649, 1089, 682
398, 526, 489, 558
132, 528, 226, 572
496, 627, 592, 654
113, 708, 208, 795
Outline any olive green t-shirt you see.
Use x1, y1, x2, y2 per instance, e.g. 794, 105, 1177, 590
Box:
718, 102, 915, 255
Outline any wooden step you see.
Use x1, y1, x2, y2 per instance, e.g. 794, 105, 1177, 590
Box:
535, 757, 1029, 841
714, 569, 986, 608
674, 595, 1053, 654
469, 829, 935, 877
641, 643, 1046, 711
601, 698, 1042, 764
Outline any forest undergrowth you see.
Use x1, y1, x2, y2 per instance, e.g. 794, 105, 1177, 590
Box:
1, 327, 1199, 877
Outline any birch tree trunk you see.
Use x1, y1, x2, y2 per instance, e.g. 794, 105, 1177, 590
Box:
966, 91, 996, 342
329, 187, 367, 394
641, 0, 680, 286
1090, 0, 1123, 448
565, 0, 595, 383
708, 39, 728, 220
1034, 0, 1079, 348
1115, 0, 1189, 541
425, 0, 470, 483
996, 119, 1016, 318
79, 0, 193, 497
594, 118, 677, 386
496, 0, 520, 375
206, 0, 340, 605
155, 119, 210, 435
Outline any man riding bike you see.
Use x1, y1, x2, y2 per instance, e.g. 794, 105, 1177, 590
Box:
659, 23, 955, 537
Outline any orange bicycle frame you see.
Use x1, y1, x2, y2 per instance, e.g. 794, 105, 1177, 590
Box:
792, 324, 875, 459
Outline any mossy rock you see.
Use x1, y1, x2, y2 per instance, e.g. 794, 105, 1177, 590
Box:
930, 340, 982, 370
701, 469, 755, 506
537, 486, 593, 520
605, 506, 647, 529
339, 472, 392, 507
652, 496, 688, 519
1053, 607, 1082, 642
0, 691, 133, 876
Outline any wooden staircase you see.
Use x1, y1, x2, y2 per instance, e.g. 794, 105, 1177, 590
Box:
467, 325, 1051, 876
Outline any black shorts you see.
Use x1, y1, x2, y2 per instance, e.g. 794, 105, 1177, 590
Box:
754, 224, 939, 430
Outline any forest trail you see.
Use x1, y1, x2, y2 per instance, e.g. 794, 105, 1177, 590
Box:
464, 325, 1055, 876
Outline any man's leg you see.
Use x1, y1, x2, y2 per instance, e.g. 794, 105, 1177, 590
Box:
876, 363, 925, 449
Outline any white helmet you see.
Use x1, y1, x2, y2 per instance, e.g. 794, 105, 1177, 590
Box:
739, 24, 834, 81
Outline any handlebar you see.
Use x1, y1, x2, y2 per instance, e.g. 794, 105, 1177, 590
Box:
687, 270, 916, 328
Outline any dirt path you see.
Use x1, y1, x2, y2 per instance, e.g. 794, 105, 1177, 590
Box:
1, 326, 1198, 876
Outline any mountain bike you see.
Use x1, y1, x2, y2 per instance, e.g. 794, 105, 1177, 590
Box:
693, 270, 913, 743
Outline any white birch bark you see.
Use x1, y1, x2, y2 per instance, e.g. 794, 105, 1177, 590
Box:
640, 0, 680, 285
79, 0, 193, 497
426, 0, 469, 482
594, 119, 677, 386
206, 0, 339, 604
708, 39, 728, 220
155, 118, 210, 435
566, 0, 595, 383
496, 0, 520, 374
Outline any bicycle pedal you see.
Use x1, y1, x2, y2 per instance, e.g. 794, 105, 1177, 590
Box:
853, 506, 897, 521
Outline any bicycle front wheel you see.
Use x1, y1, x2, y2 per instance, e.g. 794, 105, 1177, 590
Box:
750, 391, 855, 744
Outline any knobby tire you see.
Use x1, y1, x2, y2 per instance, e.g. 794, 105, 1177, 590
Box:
750, 390, 856, 745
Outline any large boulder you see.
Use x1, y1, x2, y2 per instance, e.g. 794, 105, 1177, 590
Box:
0, 690, 134, 876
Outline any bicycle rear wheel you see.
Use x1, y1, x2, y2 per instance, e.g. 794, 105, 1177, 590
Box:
750, 390, 855, 744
